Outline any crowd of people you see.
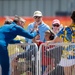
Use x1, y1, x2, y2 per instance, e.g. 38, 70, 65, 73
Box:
0, 10, 75, 75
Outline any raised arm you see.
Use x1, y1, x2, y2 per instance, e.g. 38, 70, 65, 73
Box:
15, 25, 38, 39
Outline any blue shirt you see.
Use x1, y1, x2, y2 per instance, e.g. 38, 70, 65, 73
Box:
0, 22, 38, 47
57, 27, 75, 59
26, 22, 50, 43
57, 27, 72, 42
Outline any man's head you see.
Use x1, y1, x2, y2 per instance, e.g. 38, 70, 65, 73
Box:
71, 11, 75, 23
33, 11, 42, 22
4, 19, 13, 24
13, 16, 26, 27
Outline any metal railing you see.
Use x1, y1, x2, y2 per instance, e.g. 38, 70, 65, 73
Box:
0, 43, 38, 75
0, 43, 75, 75
39, 43, 75, 75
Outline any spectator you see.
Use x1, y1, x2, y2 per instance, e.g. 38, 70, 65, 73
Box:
52, 19, 63, 34
57, 11, 75, 75
23, 11, 51, 74
60, 10, 75, 75
26, 10, 50, 44
0, 16, 38, 75
32, 30, 55, 75
48, 19, 64, 75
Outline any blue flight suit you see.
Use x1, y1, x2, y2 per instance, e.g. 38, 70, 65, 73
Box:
0, 22, 38, 75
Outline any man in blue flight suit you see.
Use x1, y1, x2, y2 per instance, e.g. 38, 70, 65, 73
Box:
0, 16, 38, 75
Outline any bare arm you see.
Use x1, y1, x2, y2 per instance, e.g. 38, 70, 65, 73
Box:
53, 36, 63, 43
15, 25, 38, 39
45, 36, 63, 45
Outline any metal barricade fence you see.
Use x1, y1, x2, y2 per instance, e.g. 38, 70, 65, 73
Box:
0, 43, 38, 75
0, 43, 75, 75
38, 43, 75, 75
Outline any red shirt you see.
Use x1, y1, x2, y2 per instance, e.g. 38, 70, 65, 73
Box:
38, 41, 55, 66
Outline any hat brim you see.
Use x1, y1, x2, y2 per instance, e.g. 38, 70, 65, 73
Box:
33, 14, 42, 17
52, 22, 60, 25
45, 30, 51, 33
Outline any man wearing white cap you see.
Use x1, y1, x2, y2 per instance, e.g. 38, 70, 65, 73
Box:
26, 11, 50, 43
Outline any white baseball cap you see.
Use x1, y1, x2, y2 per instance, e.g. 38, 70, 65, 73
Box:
52, 19, 60, 25
33, 11, 43, 17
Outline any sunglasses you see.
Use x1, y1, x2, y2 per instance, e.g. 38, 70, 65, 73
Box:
34, 16, 42, 19
53, 24, 60, 27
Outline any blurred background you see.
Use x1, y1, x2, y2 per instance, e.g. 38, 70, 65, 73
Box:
0, 0, 75, 27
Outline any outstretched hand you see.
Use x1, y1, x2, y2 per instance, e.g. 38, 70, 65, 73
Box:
34, 22, 39, 31
44, 41, 51, 46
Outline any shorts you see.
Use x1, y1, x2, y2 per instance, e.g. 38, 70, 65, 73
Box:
58, 58, 75, 67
